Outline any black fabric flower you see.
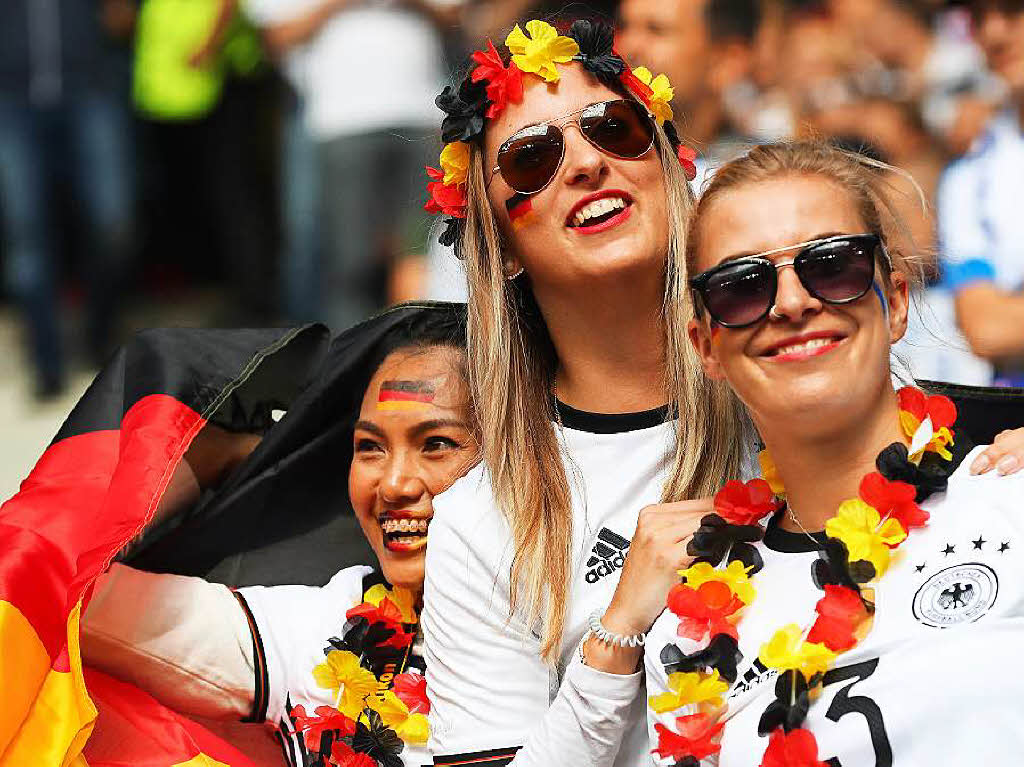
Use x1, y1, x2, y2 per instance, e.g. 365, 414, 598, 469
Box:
876, 430, 974, 503
811, 537, 875, 591
673, 758, 701, 767
758, 669, 811, 736
350, 710, 404, 767
687, 513, 765, 576
567, 19, 624, 87
661, 633, 743, 683
329, 617, 398, 661
663, 119, 682, 148
439, 216, 464, 253
436, 79, 489, 144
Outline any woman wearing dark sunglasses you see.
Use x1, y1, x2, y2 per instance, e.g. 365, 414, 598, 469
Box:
645, 141, 1024, 765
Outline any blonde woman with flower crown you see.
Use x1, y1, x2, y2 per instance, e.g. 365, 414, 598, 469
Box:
644, 141, 1024, 766
417, 17, 1024, 767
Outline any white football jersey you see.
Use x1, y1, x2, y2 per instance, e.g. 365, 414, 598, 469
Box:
240, 566, 430, 767
423, 405, 679, 766
647, 445, 1024, 766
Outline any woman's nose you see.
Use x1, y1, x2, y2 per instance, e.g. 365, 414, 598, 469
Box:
770, 264, 823, 322
380, 454, 426, 504
560, 125, 608, 187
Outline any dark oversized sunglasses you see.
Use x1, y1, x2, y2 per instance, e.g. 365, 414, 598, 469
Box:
689, 233, 892, 328
490, 99, 656, 194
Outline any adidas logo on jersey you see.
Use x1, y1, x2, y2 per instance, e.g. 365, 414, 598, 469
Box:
585, 528, 631, 583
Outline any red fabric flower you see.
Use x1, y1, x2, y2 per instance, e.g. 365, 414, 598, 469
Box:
347, 597, 416, 649
677, 144, 697, 181
859, 471, 929, 532
653, 713, 724, 762
424, 167, 468, 219
617, 58, 654, 104
667, 581, 743, 641
290, 704, 356, 752
714, 479, 779, 526
471, 40, 524, 119
897, 387, 956, 430
805, 585, 866, 652
330, 742, 377, 767
393, 672, 430, 715
760, 727, 829, 767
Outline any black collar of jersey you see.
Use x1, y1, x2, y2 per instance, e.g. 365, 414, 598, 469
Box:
554, 399, 672, 434
763, 508, 828, 553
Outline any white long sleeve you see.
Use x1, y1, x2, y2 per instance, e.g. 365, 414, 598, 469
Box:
82, 563, 256, 720
421, 476, 643, 766
422, 409, 678, 767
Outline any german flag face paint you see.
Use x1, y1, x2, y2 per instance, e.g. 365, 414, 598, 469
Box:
506, 192, 536, 230
377, 380, 436, 411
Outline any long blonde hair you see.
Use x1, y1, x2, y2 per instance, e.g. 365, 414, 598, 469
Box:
460, 113, 748, 660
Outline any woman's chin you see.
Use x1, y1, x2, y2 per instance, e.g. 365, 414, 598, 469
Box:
379, 558, 425, 593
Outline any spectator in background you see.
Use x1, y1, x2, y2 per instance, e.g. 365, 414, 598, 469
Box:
134, 0, 280, 325
0, 0, 135, 398
937, 0, 1024, 387
247, 0, 457, 333
826, 0, 1001, 151
617, 0, 763, 186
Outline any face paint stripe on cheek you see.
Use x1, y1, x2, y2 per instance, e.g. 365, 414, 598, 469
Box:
378, 379, 435, 411
506, 192, 536, 230
871, 281, 889, 318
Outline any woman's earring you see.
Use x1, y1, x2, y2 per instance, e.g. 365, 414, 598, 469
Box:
505, 266, 525, 281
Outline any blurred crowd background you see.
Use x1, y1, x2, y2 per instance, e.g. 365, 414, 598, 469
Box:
2, 0, 1023, 499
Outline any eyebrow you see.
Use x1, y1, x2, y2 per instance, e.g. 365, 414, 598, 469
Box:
354, 420, 385, 437
409, 418, 470, 436
715, 231, 846, 267
354, 418, 470, 438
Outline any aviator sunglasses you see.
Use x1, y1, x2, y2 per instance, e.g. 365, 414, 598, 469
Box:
689, 233, 892, 328
490, 99, 656, 194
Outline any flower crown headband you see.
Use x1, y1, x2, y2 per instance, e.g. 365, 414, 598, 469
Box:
424, 18, 697, 251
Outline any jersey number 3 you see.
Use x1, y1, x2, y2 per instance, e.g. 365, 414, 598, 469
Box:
821, 659, 893, 767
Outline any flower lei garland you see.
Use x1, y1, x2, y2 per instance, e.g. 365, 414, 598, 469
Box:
651, 386, 962, 767
290, 579, 429, 767
424, 18, 697, 252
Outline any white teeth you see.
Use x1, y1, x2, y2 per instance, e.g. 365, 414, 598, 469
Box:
572, 196, 626, 226
773, 338, 837, 356
380, 518, 430, 535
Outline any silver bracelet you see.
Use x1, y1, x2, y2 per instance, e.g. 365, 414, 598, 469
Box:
587, 609, 645, 649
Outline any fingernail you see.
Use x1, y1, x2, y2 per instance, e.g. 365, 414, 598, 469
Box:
996, 455, 1018, 475
971, 454, 991, 475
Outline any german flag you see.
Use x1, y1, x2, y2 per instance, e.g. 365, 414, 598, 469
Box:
377, 380, 435, 411
0, 325, 328, 766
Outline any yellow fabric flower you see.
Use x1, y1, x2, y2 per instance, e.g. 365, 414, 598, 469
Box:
901, 410, 955, 462
439, 141, 470, 187
312, 650, 378, 716
366, 690, 430, 744
678, 560, 756, 605
632, 67, 674, 123
758, 449, 785, 496
649, 670, 729, 713
505, 20, 579, 83
825, 499, 907, 579
758, 624, 836, 678
363, 583, 418, 623
395, 712, 430, 744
